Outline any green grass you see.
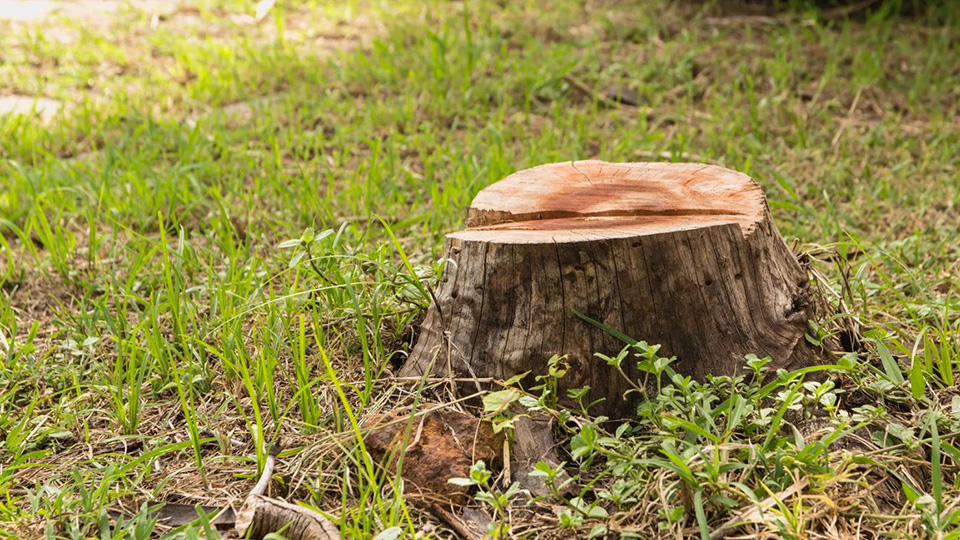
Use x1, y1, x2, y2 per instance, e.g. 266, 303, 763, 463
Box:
1, 0, 959, 538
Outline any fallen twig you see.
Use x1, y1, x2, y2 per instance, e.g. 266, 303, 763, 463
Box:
820, 0, 884, 21
562, 74, 654, 120
428, 503, 482, 540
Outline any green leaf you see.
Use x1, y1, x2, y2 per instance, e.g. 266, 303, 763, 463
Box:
909, 355, 925, 400
529, 461, 555, 478
941, 441, 960, 464
756, 364, 847, 401
475, 492, 497, 506
482, 389, 520, 414
571, 497, 608, 518
288, 249, 306, 268
660, 444, 696, 486
931, 416, 943, 515
571, 424, 598, 460
667, 506, 684, 522
377, 216, 431, 304
662, 415, 718, 444
447, 477, 476, 487
314, 229, 334, 242
469, 461, 492, 484
866, 332, 904, 384
503, 370, 531, 387
724, 395, 748, 437
939, 327, 955, 386
693, 489, 710, 540
374, 527, 404, 540
588, 524, 609, 538
763, 379, 802, 452
491, 416, 519, 433
887, 423, 914, 444
574, 309, 681, 381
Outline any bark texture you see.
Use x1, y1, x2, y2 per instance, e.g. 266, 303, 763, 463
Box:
235, 495, 339, 540
400, 161, 819, 418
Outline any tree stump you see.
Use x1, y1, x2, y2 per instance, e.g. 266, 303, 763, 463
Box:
401, 161, 820, 418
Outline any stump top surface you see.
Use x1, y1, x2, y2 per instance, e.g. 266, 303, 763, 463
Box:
455, 161, 767, 243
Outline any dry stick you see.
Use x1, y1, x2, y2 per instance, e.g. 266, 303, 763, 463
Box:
561, 74, 679, 120
390, 376, 497, 384
820, 0, 884, 20
427, 503, 481, 540
250, 445, 276, 498
563, 74, 634, 111
703, 14, 779, 26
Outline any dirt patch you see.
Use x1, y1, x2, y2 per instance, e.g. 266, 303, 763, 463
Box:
0, 95, 63, 121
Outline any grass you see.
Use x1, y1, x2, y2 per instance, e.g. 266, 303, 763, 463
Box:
0, 0, 959, 538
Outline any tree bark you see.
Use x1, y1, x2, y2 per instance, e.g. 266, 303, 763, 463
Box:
400, 161, 820, 418
235, 495, 339, 540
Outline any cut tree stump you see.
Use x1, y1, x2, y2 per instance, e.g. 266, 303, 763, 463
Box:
400, 161, 820, 418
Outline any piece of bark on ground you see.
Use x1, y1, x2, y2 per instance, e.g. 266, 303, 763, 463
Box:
235, 443, 340, 540
236, 495, 339, 540
364, 408, 504, 504
510, 413, 573, 497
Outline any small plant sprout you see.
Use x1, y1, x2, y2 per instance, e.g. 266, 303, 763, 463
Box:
278, 227, 335, 273
449, 462, 521, 539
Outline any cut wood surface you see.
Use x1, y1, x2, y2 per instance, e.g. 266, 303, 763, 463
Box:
401, 161, 820, 418
465, 160, 765, 237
